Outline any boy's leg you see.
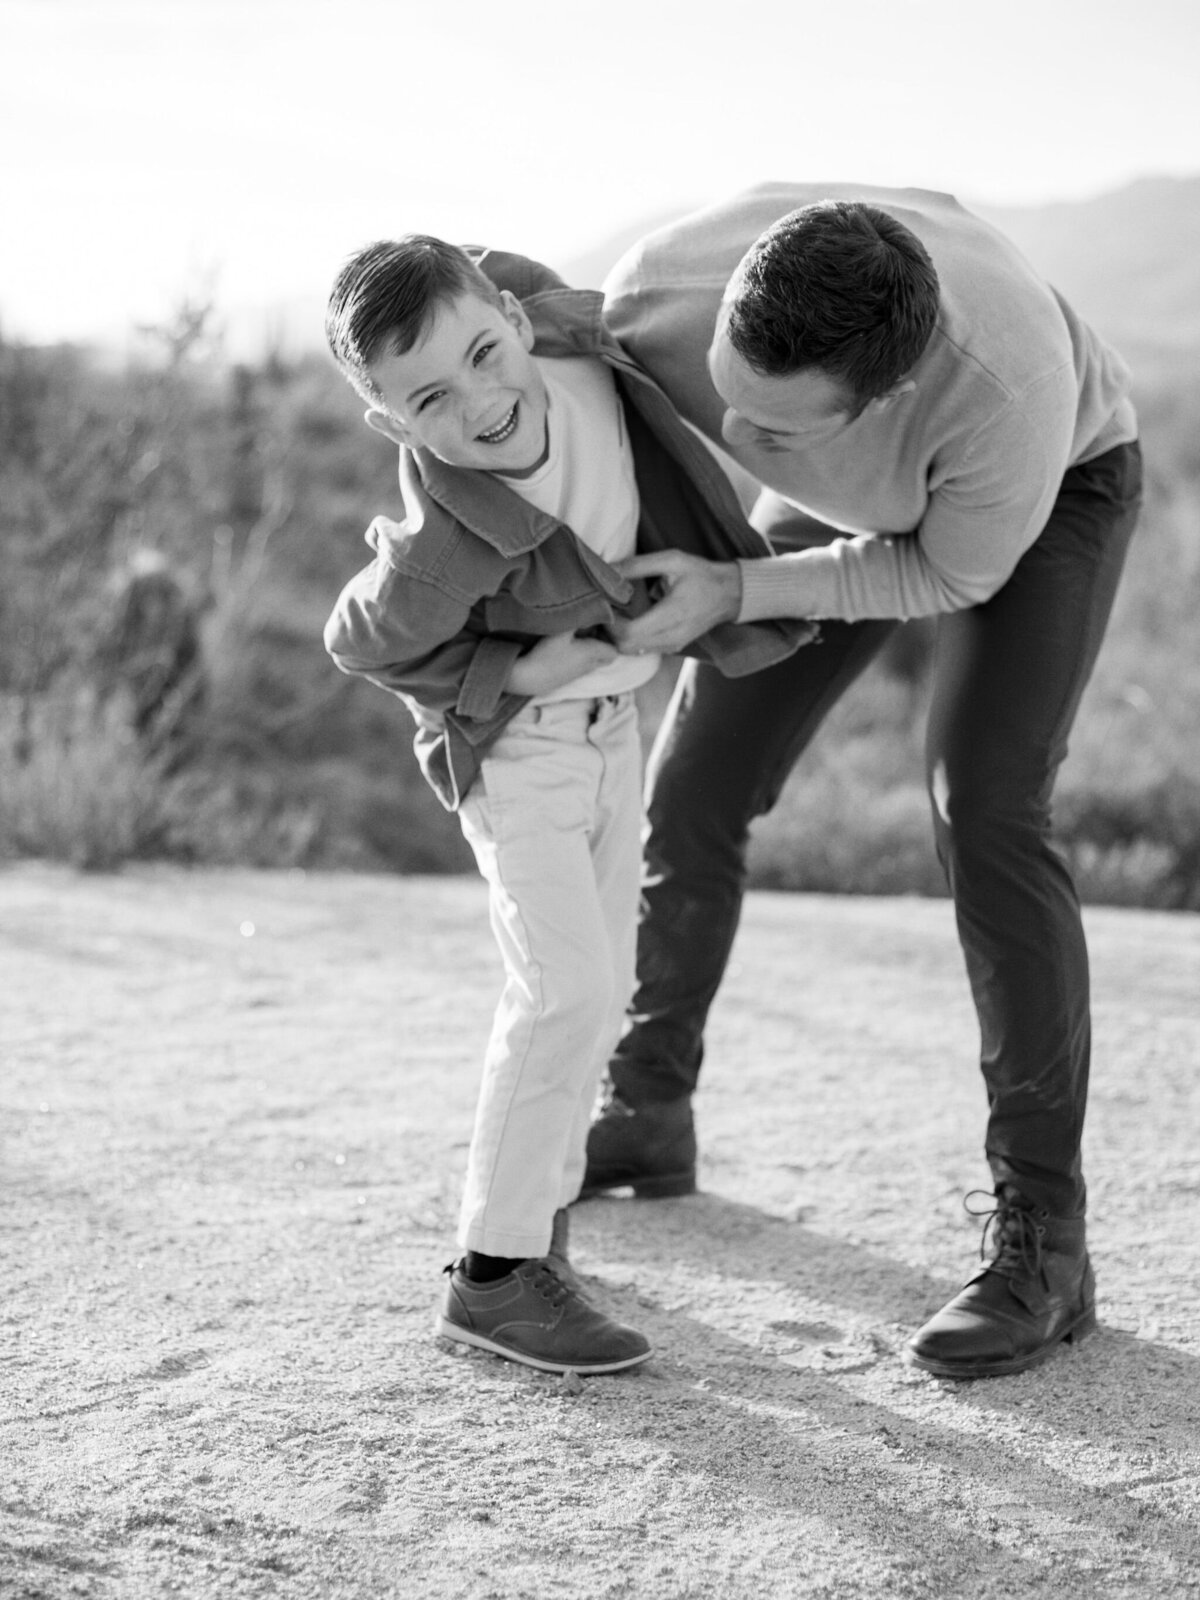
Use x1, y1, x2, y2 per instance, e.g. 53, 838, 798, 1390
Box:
442, 695, 653, 1374
457, 698, 639, 1260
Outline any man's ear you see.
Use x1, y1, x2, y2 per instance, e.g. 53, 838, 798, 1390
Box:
500, 289, 536, 352
870, 378, 917, 413
365, 408, 413, 447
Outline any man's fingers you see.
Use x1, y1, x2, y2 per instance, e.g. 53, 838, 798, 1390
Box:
614, 605, 688, 655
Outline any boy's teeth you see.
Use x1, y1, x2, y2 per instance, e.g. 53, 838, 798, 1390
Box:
479, 406, 517, 442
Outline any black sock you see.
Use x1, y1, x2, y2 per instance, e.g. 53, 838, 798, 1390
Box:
464, 1251, 526, 1283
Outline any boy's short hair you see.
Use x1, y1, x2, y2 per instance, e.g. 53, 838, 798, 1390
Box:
325, 235, 503, 406
724, 201, 940, 412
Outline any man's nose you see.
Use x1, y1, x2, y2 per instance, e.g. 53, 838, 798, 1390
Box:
721, 408, 754, 446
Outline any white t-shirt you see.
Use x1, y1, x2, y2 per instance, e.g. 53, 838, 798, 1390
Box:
501, 356, 660, 702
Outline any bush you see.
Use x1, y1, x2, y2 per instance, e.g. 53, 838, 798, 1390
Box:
0, 689, 178, 870
1, 314, 1197, 902
0, 688, 328, 871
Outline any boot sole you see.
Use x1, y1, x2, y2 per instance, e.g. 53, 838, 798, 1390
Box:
902, 1303, 1098, 1380
434, 1316, 653, 1375
577, 1170, 697, 1201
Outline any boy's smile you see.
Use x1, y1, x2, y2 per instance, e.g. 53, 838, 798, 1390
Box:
364, 289, 550, 475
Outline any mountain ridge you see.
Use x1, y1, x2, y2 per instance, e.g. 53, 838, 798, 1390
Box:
556, 175, 1200, 358
184, 173, 1200, 364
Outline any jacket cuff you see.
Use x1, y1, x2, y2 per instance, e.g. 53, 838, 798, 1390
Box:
457, 637, 524, 720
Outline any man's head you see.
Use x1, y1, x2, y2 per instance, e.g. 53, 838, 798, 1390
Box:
709, 201, 939, 454
325, 236, 549, 473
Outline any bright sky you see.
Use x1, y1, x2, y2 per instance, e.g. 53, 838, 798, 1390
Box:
3, 0, 1198, 349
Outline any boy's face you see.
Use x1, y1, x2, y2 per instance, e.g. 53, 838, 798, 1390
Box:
364, 289, 549, 475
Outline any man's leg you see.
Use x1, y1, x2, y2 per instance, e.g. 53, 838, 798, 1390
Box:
907, 440, 1143, 1377
558, 694, 645, 1210
583, 618, 896, 1196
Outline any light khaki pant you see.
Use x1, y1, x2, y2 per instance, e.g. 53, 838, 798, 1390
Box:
456, 693, 643, 1258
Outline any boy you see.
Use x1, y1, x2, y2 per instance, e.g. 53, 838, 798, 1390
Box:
323, 236, 811, 1375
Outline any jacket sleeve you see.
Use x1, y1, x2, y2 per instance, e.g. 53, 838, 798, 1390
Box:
324, 554, 524, 723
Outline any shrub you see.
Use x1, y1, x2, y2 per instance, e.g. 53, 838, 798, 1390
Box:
0, 689, 176, 870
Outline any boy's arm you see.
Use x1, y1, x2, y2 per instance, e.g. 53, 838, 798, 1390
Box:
324, 558, 522, 724
325, 559, 619, 717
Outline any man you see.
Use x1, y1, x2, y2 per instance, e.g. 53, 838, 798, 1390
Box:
583, 182, 1143, 1379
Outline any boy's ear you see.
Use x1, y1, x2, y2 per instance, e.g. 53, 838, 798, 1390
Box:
499, 289, 536, 352
364, 408, 413, 447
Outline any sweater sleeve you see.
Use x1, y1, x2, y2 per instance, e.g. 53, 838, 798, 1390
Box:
738, 369, 1079, 623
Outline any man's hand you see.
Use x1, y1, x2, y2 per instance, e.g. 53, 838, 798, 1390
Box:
505, 632, 618, 697
610, 551, 743, 655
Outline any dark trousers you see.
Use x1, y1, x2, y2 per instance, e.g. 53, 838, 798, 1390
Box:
610, 441, 1144, 1216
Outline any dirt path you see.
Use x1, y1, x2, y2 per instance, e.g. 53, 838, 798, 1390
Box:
3, 865, 1198, 1599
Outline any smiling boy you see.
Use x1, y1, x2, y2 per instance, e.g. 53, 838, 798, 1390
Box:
322, 236, 811, 1375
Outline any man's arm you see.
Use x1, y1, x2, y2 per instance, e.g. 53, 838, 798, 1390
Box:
609, 550, 748, 655
740, 380, 1079, 623
616, 375, 1080, 647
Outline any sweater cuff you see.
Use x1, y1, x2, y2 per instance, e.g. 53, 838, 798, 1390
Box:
736, 556, 822, 624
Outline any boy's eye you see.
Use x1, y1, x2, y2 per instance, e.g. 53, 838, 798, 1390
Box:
417, 389, 445, 412
473, 342, 496, 366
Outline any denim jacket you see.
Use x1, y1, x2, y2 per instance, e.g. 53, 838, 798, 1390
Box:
324, 249, 814, 809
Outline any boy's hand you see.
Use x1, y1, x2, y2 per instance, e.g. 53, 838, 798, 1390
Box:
505, 632, 618, 697
609, 551, 742, 655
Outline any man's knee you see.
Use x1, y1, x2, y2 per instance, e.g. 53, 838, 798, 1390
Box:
927, 756, 1052, 855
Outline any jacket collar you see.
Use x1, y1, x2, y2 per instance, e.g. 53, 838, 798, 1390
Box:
405, 447, 558, 558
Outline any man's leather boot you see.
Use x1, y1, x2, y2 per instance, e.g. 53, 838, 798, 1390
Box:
579, 1092, 697, 1199
903, 1186, 1096, 1379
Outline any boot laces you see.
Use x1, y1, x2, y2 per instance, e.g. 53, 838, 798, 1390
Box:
965, 1189, 1047, 1280
596, 1088, 635, 1120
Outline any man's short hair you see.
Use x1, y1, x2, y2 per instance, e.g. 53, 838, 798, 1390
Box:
325, 235, 503, 405
724, 202, 940, 412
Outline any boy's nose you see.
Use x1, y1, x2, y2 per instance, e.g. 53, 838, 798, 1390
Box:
467, 376, 504, 422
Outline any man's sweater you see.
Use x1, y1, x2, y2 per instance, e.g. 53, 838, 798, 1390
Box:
603, 182, 1138, 621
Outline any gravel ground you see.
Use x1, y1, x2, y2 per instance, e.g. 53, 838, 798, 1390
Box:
3, 864, 1198, 1599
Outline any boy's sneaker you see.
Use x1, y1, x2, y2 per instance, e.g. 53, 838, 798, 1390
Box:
435, 1259, 651, 1375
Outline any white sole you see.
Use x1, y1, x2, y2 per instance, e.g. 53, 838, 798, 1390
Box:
434, 1316, 652, 1375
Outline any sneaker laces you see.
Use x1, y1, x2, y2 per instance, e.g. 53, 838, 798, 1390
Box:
529, 1261, 572, 1308
443, 1258, 574, 1307
964, 1189, 1048, 1281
